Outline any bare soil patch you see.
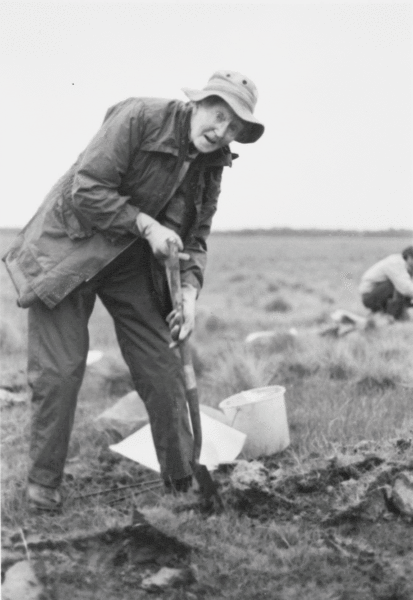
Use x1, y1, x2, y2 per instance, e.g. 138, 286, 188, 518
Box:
2, 518, 192, 600
2, 436, 413, 599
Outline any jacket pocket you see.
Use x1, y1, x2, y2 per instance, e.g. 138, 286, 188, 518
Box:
2, 240, 39, 308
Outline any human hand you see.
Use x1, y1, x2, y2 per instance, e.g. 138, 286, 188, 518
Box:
166, 284, 197, 347
136, 213, 189, 261
145, 221, 189, 261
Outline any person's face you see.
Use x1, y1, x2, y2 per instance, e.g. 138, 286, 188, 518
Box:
190, 99, 245, 153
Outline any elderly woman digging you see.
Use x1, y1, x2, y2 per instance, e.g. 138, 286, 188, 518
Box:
3, 70, 264, 511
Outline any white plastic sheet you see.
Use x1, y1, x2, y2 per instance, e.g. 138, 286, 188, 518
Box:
109, 411, 246, 472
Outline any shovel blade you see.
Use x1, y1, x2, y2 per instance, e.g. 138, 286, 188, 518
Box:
193, 463, 224, 513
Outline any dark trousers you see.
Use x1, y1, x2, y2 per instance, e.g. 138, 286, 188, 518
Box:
361, 280, 411, 320
27, 240, 193, 488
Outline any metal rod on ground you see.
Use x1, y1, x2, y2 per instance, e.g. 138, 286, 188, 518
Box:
105, 483, 164, 505
72, 478, 163, 501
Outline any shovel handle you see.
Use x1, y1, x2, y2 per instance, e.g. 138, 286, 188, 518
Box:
165, 240, 183, 319
165, 240, 202, 464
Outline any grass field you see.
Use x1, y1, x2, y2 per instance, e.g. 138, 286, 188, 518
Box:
1, 229, 413, 599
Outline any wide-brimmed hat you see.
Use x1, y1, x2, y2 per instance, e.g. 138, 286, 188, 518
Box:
182, 70, 264, 144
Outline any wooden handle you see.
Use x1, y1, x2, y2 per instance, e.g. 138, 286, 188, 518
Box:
165, 240, 202, 463
165, 240, 183, 315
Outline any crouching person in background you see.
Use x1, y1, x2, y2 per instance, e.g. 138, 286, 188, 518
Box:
359, 246, 413, 321
2, 71, 264, 511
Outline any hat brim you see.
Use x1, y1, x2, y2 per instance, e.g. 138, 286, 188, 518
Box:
182, 87, 264, 144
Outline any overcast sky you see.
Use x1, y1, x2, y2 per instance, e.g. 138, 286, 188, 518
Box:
1, 0, 412, 231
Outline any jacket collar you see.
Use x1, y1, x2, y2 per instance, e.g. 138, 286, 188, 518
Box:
199, 145, 238, 168
143, 101, 237, 168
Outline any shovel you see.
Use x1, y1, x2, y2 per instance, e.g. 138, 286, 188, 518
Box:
165, 240, 224, 513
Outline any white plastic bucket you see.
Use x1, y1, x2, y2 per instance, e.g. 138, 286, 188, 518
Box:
219, 385, 290, 459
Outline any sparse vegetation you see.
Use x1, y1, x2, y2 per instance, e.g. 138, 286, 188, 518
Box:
1, 230, 413, 599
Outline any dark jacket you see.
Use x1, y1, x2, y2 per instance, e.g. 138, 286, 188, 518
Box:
2, 97, 235, 308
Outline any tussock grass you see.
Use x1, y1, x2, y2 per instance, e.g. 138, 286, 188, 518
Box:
289, 324, 413, 388
264, 296, 292, 312
194, 321, 413, 457
197, 343, 275, 406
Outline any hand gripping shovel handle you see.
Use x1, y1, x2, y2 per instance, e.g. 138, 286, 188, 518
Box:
165, 240, 223, 512
165, 240, 202, 465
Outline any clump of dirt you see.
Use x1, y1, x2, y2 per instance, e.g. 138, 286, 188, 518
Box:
210, 439, 413, 599
218, 440, 412, 525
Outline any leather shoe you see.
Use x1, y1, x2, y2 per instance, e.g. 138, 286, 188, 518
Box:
27, 483, 62, 512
